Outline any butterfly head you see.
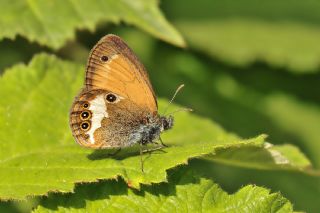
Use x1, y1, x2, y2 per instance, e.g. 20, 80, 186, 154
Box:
160, 115, 174, 131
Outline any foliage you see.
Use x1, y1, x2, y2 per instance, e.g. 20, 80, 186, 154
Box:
0, 0, 319, 212
164, 0, 320, 73
0, 0, 184, 49
34, 168, 293, 213
0, 54, 312, 202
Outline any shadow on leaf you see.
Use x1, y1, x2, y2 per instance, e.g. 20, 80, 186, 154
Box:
38, 165, 200, 211
87, 145, 167, 161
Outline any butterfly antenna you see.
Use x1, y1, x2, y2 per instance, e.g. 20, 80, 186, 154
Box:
162, 84, 185, 115
164, 107, 193, 116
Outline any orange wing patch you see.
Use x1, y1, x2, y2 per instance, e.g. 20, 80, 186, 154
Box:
85, 35, 157, 113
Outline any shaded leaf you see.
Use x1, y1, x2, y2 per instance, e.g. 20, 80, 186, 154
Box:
163, 0, 320, 73
141, 42, 320, 212
0, 37, 46, 73
145, 43, 320, 168
0, 0, 185, 49
34, 168, 294, 213
190, 159, 320, 213
177, 20, 320, 73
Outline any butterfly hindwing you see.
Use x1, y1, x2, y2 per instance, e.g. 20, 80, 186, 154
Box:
70, 89, 149, 148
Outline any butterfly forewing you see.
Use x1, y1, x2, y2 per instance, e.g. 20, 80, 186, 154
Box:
85, 35, 157, 113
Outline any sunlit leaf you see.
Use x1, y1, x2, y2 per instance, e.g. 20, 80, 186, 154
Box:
0, 0, 185, 49
0, 54, 312, 200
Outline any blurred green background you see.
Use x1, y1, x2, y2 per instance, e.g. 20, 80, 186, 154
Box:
1, 0, 320, 212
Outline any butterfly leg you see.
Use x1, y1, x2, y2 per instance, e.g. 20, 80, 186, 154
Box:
141, 137, 168, 154
139, 137, 169, 172
107, 148, 121, 156
142, 145, 167, 154
159, 137, 168, 147
140, 143, 144, 172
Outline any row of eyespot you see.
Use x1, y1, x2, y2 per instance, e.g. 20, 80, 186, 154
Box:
79, 93, 117, 131
80, 102, 91, 131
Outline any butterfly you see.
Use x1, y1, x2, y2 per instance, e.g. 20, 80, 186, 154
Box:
69, 34, 175, 171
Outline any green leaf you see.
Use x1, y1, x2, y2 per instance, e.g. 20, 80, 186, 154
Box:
176, 20, 320, 73
209, 143, 313, 172
146, 43, 320, 168
261, 94, 320, 166
189, 159, 316, 213
162, 0, 320, 73
34, 168, 294, 213
211, 74, 320, 168
0, 0, 185, 49
0, 54, 313, 200
143, 43, 320, 212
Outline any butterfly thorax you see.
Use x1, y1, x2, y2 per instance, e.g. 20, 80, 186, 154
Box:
129, 115, 174, 145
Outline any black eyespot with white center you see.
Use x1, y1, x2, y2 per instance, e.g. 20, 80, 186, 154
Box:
81, 111, 90, 120
80, 121, 90, 131
106, 93, 117, 103
83, 102, 89, 109
100, 55, 108, 62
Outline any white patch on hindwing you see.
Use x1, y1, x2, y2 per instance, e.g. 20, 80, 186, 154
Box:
87, 94, 108, 144
85, 92, 124, 144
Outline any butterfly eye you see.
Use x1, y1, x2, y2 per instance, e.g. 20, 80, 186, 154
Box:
80, 121, 90, 131
106, 93, 117, 103
100, 55, 109, 62
83, 102, 89, 109
80, 111, 91, 120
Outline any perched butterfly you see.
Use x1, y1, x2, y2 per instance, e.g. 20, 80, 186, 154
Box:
69, 34, 177, 171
